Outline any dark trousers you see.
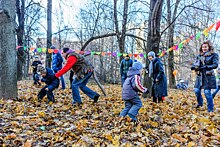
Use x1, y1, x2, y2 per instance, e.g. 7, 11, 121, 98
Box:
69, 71, 74, 88
152, 84, 163, 103
38, 86, 55, 102
33, 72, 41, 85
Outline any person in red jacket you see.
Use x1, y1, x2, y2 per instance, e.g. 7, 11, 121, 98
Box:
54, 48, 100, 107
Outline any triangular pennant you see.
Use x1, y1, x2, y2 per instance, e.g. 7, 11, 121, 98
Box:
23, 46, 27, 51
128, 54, 132, 57
30, 47, 35, 51
139, 53, 144, 58
196, 32, 201, 40
112, 52, 117, 57
54, 49, 59, 53
37, 48, 42, 52
207, 24, 215, 31
144, 54, 147, 58
101, 52, 106, 56
42, 48, 47, 52
79, 51, 84, 54
123, 54, 127, 57
107, 52, 111, 56
75, 50, 80, 53
91, 52, 95, 55
134, 54, 138, 58
216, 21, 220, 31
48, 49, 53, 53
16, 46, 22, 49
117, 53, 122, 57
178, 43, 183, 49
96, 52, 101, 55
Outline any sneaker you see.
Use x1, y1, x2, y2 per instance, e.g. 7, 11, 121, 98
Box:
72, 102, 83, 107
195, 105, 203, 108
93, 94, 100, 103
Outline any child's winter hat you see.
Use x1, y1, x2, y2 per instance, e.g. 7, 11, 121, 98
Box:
50, 45, 56, 49
148, 51, 155, 58
132, 61, 143, 71
37, 66, 47, 74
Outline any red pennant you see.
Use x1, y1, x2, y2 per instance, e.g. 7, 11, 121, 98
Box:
53, 49, 59, 53
216, 21, 220, 31
107, 52, 111, 56
134, 54, 138, 58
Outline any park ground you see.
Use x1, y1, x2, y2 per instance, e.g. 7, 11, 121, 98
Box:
0, 80, 220, 146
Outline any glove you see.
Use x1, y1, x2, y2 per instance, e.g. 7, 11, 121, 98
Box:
144, 88, 149, 94
191, 66, 195, 70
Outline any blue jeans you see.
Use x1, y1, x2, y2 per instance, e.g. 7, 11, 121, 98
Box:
119, 97, 142, 121
33, 72, 41, 85
212, 86, 220, 98
54, 70, 65, 89
121, 73, 127, 87
194, 88, 214, 112
71, 72, 98, 104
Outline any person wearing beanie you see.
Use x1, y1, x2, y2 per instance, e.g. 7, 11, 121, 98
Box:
37, 66, 60, 103
147, 51, 167, 103
54, 47, 100, 107
119, 61, 149, 123
51, 45, 66, 90
31, 55, 42, 86
120, 54, 133, 87
212, 68, 220, 98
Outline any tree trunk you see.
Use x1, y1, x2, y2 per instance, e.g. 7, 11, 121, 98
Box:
144, 0, 163, 93
0, 0, 18, 98
16, 0, 25, 80
46, 0, 52, 68
167, 0, 181, 88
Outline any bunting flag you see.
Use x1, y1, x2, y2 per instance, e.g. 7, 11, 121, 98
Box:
16, 20, 220, 58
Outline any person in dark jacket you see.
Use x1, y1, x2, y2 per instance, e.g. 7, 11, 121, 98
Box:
31, 56, 42, 86
212, 68, 220, 99
51, 46, 65, 90
148, 51, 168, 103
191, 41, 218, 112
119, 61, 148, 122
54, 48, 100, 107
37, 66, 60, 103
120, 55, 133, 87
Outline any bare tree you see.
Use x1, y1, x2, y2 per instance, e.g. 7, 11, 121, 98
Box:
46, 0, 52, 67
0, 0, 17, 98
144, 0, 164, 91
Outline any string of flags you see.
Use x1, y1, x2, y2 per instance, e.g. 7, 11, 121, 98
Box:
16, 20, 220, 58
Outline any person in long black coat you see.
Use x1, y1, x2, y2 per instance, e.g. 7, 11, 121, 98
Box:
147, 51, 168, 103
191, 41, 218, 112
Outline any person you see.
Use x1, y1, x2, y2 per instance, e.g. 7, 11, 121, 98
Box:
119, 61, 148, 122
148, 51, 168, 103
54, 47, 100, 106
176, 79, 188, 90
120, 55, 133, 87
51, 46, 65, 90
37, 66, 60, 103
212, 68, 220, 98
191, 41, 218, 112
31, 56, 42, 86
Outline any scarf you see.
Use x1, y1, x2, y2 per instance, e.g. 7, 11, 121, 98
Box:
149, 60, 153, 78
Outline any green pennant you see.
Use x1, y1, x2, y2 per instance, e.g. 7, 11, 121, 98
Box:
178, 43, 183, 49
37, 48, 42, 52
196, 32, 201, 40
117, 53, 122, 57
144, 54, 147, 58
91, 52, 95, 55
23, 46, 27, 51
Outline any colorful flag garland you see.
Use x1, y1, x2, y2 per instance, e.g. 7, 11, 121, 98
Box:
16, 20, 220, 58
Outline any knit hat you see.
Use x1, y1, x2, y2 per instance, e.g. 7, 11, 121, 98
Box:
132, 61, 143, 71
148, 51, 155, 58
50, 45, 56, 49
37, 66, 47, 74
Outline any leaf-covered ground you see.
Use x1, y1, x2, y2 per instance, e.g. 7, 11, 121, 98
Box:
0, 80, 220, 146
